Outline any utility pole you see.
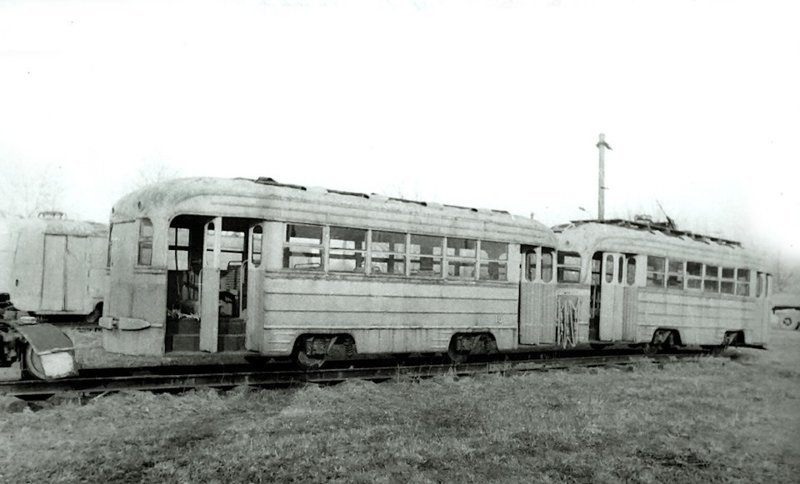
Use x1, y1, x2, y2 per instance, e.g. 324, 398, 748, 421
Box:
596, 133, 612, 220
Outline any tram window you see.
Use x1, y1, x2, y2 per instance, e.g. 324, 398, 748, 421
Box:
646, 256, 665, 288
626, 256, 636, 285
617, 257, 624, 284
283, 224, 323, 270
667, 259, 684, 289
371, 231, 406, 275
704, 265, 720, 293
756, 272, 763, 297
138, 218, 153, 266
447, 238, 477, 258
525, 251, 538, 281
605, 255, 615, 283
168, 227, 190, 271
447, 238, 477, 279
720, 267, 735, 294
686, 261, 702, 290
541, 249, 554, 283
250, 226, 263, 266
736, 269, 750, 296
479, 241, 508, 281
557, 252, 581, 283
409, 234, 443, 277
329, 227, 367, 272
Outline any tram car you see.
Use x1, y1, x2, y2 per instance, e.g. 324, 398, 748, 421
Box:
98, 176, 565, 365
98, 176, 771, 366
0, 211, 108, 322
551, 218, 771, 351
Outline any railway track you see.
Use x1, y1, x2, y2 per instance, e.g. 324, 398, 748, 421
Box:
0, 350, 714, 400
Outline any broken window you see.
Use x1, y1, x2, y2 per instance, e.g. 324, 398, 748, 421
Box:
447, 238, 477, 279
667, 259, 684, 289
557, 252, 581, 283
371, 230, 406, 275
646, 256, 665, 288
409, 234, 442, 277
720, 267, 735, 294
479, 241, 507, 281
329, 226, 366, 272
704, 265, 719, 293
686, 261, 702, 290
283, 224, 323, 270
736, 269, 750, 297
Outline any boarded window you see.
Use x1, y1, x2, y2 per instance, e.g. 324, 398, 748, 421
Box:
557, 252, 581, 283
329, 226, 366, 272
479, 241, 508, 281
409, 234, 442, 277
371, 231, 406, 275
667, 259, 684, 289
283, 224, 323, 270
646, 256, 665, 288
138, 218, 154, 266
736, 269, 750, 297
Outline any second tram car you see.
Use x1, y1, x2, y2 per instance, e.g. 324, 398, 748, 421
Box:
99, 177, 559, 364
552, 219, 770, 350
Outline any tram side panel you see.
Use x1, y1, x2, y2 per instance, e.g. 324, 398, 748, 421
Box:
101, 220, 167, 355
634, 290, 761, 345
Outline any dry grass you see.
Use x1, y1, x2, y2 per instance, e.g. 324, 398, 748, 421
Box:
1, 329, 798, 483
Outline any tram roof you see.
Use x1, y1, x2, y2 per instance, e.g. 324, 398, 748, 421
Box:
111, 177, 555, 244
554, 219, 762, 268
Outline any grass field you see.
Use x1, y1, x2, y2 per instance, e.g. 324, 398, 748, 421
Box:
1, 329, 798, 483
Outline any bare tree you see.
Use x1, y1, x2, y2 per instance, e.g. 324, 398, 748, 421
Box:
0, 163, 65, 218
130, 161, 182, 191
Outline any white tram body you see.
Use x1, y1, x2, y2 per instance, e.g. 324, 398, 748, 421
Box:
99, 177, 557, 358
552, 220, 771, 348
0, 212, 107, 320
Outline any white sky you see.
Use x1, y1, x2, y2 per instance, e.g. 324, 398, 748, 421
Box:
1, 0, 798, 260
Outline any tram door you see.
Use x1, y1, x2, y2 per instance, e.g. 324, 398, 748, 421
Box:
519, 247, 557, 345
244, 224, 264, 352
596, 252, 625, 341
199, 218, 221, 352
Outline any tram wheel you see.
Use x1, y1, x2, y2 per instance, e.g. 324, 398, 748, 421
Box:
295, 349, 325, 370
24, 345, 48, 380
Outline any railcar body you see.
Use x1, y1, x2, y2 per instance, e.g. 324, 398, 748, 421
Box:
0, 212, 108, 321
551, 220, 770, 349
100, 177, 558, 363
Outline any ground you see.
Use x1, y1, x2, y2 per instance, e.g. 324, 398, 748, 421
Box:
0, 328, 798, 483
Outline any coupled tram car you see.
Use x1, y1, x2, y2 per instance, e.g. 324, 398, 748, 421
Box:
95, 176, 770, 368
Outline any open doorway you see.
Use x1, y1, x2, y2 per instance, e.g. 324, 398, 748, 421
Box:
165, 215, 261, 353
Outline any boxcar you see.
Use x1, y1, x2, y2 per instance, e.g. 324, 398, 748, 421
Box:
0, 212, 108, 321
99, 177, 559, 363
550, 219, 771, 350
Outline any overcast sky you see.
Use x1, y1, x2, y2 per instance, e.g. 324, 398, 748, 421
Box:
1, 0, 798, 260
